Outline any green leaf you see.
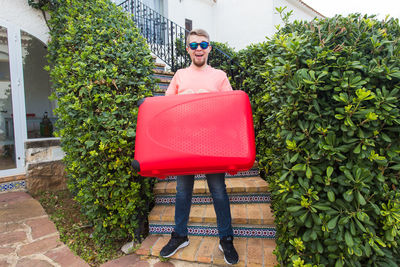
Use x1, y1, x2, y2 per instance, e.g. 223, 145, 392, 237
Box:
292, 163, 306, 171
327, 191, 335, 202
389, 164, 400, 170
290, 152, 299, 163
85, 140, 95, 147
126, 128, 136, 137
287, 206, 303, 212
299, 211, 308, 223
343, 189, 354, 202
306, 166, 312, 178
335, 259, 343, 267
345, 231, 354, 247
355, 191, 366, 206
381, 133, 391, 142
327, 215, 340, 230
353, 144, 361, 154
326, 166, 333, 178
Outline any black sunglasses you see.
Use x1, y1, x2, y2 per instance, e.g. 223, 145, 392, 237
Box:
188, 41, 210, 50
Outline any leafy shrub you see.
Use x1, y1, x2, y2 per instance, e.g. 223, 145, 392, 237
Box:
240, 13, 400, 266
29, 0, 155, 245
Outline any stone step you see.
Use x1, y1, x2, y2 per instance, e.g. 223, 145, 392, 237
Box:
136, 235, 278, 267
154, 62, 166, 71
153, 176, 269, 195
153, 68, 174, 77
149, 203, 274, 226
155, 192, 271, 205
152, 73, 173, 82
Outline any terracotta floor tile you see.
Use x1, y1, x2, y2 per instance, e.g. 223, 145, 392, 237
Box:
211, 239, 225, 266
189, 205, 206, 223
232, 204, 248, 224
224, 178, 233, 193
264, 246, 278, 267
229, 178, 246, 193
234, 237, 247, 267
196, 236, 218, 264
247, 238, 263, 265
247, 204, 262, 225
254, 179, 269, 192
263, 239, 276, 248
203, 205, 216, 223
165, 182, 177, 194
193, 180, 207, 194
161, 206, 175, 222
180, 236, 202, 262
261, 204, 274, 225
153, 182, 167, 194
151, 235, 170, 256
136, 235, 161, 256
148, 205, 166, 222
243, 177, 261, 193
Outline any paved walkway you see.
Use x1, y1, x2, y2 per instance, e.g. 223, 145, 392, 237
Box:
0, 191, 210, 267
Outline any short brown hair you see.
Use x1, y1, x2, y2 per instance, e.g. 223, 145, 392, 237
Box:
186, 29, 210, 44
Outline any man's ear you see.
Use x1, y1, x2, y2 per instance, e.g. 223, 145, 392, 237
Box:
186, 46, 189, 53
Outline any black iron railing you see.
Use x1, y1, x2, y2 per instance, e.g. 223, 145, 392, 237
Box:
117, 0, 245, 86
118, 0, 190, 71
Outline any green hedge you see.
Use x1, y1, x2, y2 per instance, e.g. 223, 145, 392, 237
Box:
29, 0, 155, 244
239, 14, 400, 266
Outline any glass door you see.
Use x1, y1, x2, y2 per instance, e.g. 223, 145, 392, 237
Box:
0, 22, 26, 176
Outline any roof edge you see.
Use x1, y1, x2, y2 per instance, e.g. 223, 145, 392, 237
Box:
292, 0, 326, 18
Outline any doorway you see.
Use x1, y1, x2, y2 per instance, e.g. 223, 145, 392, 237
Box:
0, 22, 26, 176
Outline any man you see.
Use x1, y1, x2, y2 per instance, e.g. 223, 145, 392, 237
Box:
159, 29, 239, 265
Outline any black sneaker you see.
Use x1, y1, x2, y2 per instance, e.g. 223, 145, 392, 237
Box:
160, 232, 190, 258
219, 236, 239, 265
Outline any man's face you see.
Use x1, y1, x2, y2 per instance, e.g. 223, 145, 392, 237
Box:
186, 34, 211, 68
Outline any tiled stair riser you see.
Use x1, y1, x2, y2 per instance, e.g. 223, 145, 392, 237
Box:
155, 193, 271, 205
149, 225, 276, 239
160, 169, 260, 182
0, 180, 26, 193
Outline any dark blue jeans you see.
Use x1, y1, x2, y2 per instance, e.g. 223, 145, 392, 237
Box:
174, 173, 233, 238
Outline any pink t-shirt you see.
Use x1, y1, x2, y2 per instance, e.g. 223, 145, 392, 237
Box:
165, 65, 233, 96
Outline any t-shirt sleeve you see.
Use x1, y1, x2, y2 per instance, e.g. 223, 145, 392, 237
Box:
219, 72, 233, 92
165, 72, 179, 96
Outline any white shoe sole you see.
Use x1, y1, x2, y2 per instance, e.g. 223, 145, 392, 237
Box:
161, 240, 190, 258
219, 244, 238, 265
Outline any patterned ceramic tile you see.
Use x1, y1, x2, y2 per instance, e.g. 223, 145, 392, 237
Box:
160, 169, 260, 182
0, 180, 26, 192
155, 193, 271, 205
149, 224, 276, 239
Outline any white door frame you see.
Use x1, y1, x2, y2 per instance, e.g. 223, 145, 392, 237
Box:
0, 19, 27, 176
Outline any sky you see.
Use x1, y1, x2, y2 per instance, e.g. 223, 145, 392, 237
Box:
301, 0, 400, 20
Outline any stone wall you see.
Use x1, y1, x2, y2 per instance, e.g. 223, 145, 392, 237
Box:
25, 139, 67, 194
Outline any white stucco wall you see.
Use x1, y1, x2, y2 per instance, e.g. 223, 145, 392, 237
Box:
164, 0, 323, 50
213, 0, 275, 50
166, 0, 217, 41
273, 0, 322, 30
0, 0, 49, 44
